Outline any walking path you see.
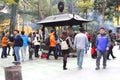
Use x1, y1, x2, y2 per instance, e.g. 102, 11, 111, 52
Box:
0, 46, 120, 80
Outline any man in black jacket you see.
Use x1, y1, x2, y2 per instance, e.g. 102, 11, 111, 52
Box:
107, 30, 116, 60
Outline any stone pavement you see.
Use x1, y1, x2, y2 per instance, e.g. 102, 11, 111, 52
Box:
0, 46, 120, 80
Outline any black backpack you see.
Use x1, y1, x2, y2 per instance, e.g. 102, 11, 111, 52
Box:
45, 37, 50, 46
19, 36, 23, 47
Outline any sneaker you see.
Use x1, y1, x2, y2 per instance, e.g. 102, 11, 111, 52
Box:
12, 61, 21, 65
107, 58, 111, 60
7, 54, 11, 56
46, 58, 50, 60
63, 68, 67, 70
78, 67, 82, 70
95, 67, 100, 70
29, 58, 33, 60
103, 66, 106, 69
55, 58, 61, 60
113, 57, 116, 59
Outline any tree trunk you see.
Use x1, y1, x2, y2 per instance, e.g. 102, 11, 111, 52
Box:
116, 0, 119, 25
101, 7, 105, 27
9, 0, 19, 34
101, 2, 106, 27
38, 0, 44, 19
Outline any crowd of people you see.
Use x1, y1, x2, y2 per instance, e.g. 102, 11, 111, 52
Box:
0, 27, 119, 70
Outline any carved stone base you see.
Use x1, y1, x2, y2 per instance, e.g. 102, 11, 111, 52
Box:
4, 66, 22, 80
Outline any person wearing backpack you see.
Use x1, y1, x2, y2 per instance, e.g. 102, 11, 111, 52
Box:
21, 31, 28, 62
13, 30, 21, 63
33, 32, 41, 58
60, 31, 70, 70
47, 30, 58, 60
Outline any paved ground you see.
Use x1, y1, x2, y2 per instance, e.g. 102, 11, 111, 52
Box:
0, 46, 120, 80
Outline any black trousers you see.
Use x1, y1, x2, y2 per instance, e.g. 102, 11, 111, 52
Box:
62, 49, 69, 68
34, 45, 39, 58
7, 45, 11, 55
107, 46, 115, 59
47, 47, 58, 59
29, 46, 34, 59
12, 47, 16, 61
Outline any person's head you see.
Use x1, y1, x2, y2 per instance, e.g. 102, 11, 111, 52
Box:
1, 32, 6, 40
2, 32, 5, 36
62, 31, 68, 39
21, 31, 25, 35
5, 31, 9, 35
36, 32, 39, 34
109, 30, 112, 34
14, 30, 19, 35
28, 33, 32, 37
78, 27, 85, 33
33, 32, 35, 35
51, 30, 55, 34
99, 27, 105, 34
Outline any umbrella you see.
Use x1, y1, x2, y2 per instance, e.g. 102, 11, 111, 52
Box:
37, 13, 91, 26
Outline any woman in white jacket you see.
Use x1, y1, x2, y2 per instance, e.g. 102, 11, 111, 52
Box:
33, 32, 41, 58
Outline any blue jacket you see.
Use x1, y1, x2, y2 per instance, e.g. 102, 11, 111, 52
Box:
96, 34, 110, 52
21, 35, 28, 47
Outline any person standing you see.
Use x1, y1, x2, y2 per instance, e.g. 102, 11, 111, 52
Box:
9, 34, 16, 61
13, 30, 21, 63
74, 28, 88, 69
33, 32, 40, 58
47, 30, 58, 60
95, 27, 110, 70
107, 30, 116, 60
60, 32, 70, 70
21, 31, 28, 62
1, 33, 8, 58
5, 31, 11, 56
28, 33, 34, 60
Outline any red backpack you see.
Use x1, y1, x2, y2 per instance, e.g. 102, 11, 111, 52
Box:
41, 53, 47, 59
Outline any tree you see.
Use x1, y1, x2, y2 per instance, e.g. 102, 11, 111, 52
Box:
75, 0, 93, 18
93, 0, 119, 26
9, 0, 19, 34
38, 0, 44, 19
2, 0, 19, 34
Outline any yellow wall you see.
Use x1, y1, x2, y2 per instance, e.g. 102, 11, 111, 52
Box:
114, 6, 120, 26
15, 26, 33, 35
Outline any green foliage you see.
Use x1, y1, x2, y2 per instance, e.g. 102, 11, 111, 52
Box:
93, 0, 118, 20
75, 0, 93, 12
0, 13, 9, 22
2, 0, 16, 4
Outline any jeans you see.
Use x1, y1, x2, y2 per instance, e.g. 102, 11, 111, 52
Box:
21, 46, 27, 61
56, 44, 62, 56
96, 50, 107, 67
85, 41, 90, 53
1, 46, 7, 58
77, 49, 84, 68
14, 47, 20, 62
